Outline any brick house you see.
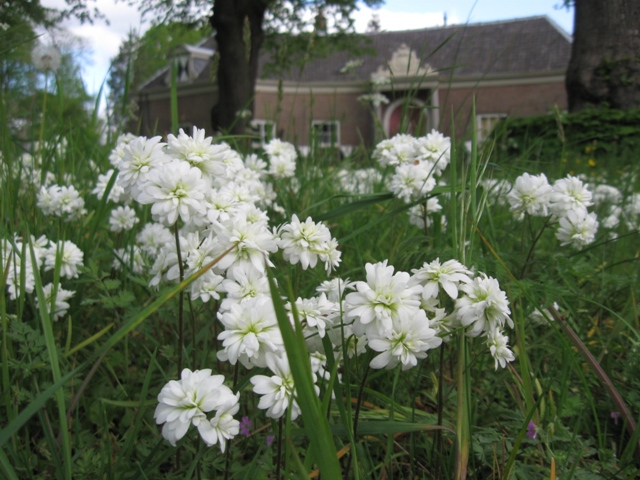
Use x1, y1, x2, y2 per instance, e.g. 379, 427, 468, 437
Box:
136, 16, 571, 151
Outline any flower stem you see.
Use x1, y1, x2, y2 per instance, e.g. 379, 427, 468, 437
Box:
276, 416, 283, 480
519, 215, 552, 279
37, 72, 49, 164
345, 352, 372, 477
173, 223, 185, 374
454, 333, 469, 480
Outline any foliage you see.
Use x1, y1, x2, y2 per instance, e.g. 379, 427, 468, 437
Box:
496, 107, 640, 166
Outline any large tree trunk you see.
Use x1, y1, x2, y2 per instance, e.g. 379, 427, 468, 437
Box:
566, 0, 640, 112
210, 0, 269, 135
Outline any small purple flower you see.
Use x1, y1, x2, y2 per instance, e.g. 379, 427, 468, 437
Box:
266, 434, 275, 447
526, 420, 537, 440
239, 416, 253, 437
611, 411, 621, 425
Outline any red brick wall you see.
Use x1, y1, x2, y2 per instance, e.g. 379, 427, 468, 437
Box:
438, 81, 567, 138
139, 89, 218, 137
254, 91, 372, 146
138, 81, 567, 145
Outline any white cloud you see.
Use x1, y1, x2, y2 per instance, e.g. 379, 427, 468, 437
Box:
352, 7, 459, 33
41, 0, 149, 94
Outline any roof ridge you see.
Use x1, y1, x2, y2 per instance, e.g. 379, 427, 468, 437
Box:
363, 15, 551, 37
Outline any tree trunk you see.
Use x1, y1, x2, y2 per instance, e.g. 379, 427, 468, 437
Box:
566, 0, 640, 112
210, 0, 269, 135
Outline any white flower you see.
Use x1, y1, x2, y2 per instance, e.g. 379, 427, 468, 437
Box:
410, 258, 473, 300
507, 173, 552, 217
368, 309, 442, 370
487, 328, 515, 370
601, 205, 621, 229
265, 139, 297, 178
244, 153, 268, 178
389, 162, 437, 203
454, 274, 512, 338
166, 127, 229, 182
345, 260, 422, 336
408, 197, 443, 229
278, 215, 340, 272
268, 156, 297, 179
555, 210, 599, 249
37, 184, 86, 219
482, 178, 512, 207
44, 240, 84, 279
136, 223, 173, 257
529, 302, 559, 325
191, 270, 225, 302
290, 294, 339, 339
251, 353, 317, 420
416, 130, 450, 172
112, 247, 145, 274
154, 369, 237, 447
136, 160, 208, 226
592, 184, 622, 207
93, 170, 126, 203
56, 185, 86, 220
209, 213, 278, 276
197, 395, 241, 452
217, 296, 283, 368
220, 264, 271, 311
549, 175, 593, 217
316, 277, 355, 303
36, 283, 74, 321
109, 205, 139, 232
373, 134, 419, 168
31, 44, 61, 71
357, 92, 389, 108
2, 239, 35, 300
109, 133, 138, 168
117, 136, 170, 196
337, 167, 383, 195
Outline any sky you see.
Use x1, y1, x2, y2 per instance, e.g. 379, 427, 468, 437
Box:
39, 0, 574, 100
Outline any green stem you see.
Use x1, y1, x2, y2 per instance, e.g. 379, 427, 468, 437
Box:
344, 352, 372, 477
37, 72, 49, 164
276, 416, 283, 480
455, 333, 469, 480
173, 223, 185, 375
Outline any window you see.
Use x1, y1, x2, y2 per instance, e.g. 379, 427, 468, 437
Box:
311, 120, 340, 147
476, 114, 507, 142
250, 120, 276, 147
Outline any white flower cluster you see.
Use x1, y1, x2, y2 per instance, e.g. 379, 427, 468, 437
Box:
264, 138, 297, 179
591, 181, 640, 232
340, 258, 515, 371
37, 184, 87, 221
1, 236, 80, 320
507, 173, 599, 250
357, 92, 390, 108
373, 131, 451, 228
277, 214, 341, 273
154, 369, 240, 451
336, 168, 383, 195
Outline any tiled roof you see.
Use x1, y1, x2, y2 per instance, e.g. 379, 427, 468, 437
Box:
140, 16, 570, 91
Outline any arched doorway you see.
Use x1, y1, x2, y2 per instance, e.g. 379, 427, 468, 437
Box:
383, 98, 427, 137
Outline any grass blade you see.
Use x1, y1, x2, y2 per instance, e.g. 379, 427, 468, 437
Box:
266, 267, 342, 479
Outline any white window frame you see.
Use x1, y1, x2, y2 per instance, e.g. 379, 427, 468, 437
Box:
250, 119, 276, 147
311, 120, 341, 147
476, 113, 507, 142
